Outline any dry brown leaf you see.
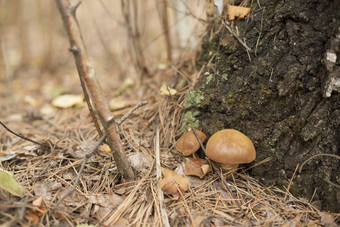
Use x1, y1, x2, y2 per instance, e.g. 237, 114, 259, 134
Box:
0, 151, 17, 161
184, 157, 211, 178
228, 5, 250, 21
25, 212, 40, 226
201, 164, 211, 176
109, 98, 131, 111
158, 167, 189, 197
25, 196, 48, 226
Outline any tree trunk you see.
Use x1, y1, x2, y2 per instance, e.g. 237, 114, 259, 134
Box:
184, 0, 340, 212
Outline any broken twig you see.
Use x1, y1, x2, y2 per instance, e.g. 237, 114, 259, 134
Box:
116, 101, 148, 125
0, 120, 54, 149
50, 134, 107, 217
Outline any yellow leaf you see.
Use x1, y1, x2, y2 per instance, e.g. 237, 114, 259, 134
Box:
160, 84, 177, 96
52, 94, 84, 108
0, 168, 26, 197
109, 98, 130, 111
99, 144, 111, 153
228, 5, 250, 21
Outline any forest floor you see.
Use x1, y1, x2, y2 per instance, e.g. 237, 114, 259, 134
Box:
0, 56, 339, 227
0, 1, 339, 226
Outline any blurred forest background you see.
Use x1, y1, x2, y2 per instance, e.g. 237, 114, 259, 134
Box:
0, 0, 206, 105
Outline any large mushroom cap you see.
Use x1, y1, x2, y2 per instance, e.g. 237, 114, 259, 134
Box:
205, 129, 256, 164
176, 130, 207, 156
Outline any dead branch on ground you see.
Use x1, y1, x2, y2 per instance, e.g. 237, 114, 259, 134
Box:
0, 121, 53, 149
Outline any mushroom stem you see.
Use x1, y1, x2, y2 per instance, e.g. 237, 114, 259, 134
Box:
220, 163, 239, 172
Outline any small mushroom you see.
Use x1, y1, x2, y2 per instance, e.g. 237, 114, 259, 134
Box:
205, 129, 256, 171
176, 129, 207, 156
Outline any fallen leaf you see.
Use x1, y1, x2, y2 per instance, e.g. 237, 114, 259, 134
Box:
201, 164, 211, 176
15, 145, 39, 157
40, 104, 55, 115
25, 212, 40, 226
185, 158, 211, 178
228, 5, 250, 21
109, 98, 130, 111
160, 84, 177, 96
99, 144, 111, 153
52, 94, 84, 108
0, 151, 17, 161
76, 225, 96, 227
158, 167, 189, 197
0, 168, 26, 197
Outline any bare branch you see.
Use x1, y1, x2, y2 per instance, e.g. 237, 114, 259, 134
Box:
50, 134, 107, 217
117, 101, 148, 125
55, 0, 135, 180
0, 121, 52, 149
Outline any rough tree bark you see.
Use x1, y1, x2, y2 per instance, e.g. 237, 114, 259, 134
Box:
183, 0, 340, 212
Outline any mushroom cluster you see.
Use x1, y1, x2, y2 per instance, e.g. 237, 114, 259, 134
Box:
176, 128, 256, 172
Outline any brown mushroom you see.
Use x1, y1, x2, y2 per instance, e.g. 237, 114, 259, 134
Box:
205, 129, 256, 171
176, 129, 207, 156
